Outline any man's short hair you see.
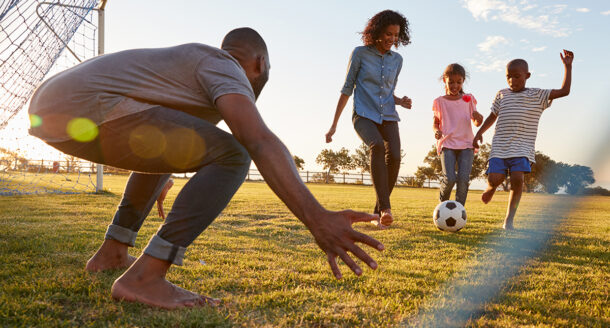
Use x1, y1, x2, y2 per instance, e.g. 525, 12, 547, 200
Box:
221, 27, 267, 55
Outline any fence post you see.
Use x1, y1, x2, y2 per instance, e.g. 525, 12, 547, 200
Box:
306, 171, 309, 183
343, 173, 346, 184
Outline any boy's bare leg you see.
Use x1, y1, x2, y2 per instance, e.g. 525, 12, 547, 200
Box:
111, 254, 220, 309
482, 173, 505, 204
86, 239, 136, 272
503, 171, 524, 230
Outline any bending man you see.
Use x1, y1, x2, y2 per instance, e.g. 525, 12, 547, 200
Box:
28, 28, 384, 309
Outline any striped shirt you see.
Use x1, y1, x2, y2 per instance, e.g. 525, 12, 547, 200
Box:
489, 88, 552, 163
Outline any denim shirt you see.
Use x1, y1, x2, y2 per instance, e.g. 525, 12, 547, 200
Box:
341, 45, 403, 124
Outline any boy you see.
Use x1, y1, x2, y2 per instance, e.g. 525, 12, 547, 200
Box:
473, 50, 574, 229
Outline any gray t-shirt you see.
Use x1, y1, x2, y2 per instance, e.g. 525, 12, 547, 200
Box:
29, 43, 255, 142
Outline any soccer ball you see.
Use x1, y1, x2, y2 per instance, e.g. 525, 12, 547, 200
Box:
433, 200, 467, 232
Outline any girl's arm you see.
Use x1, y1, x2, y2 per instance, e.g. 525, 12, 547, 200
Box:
325, 93, 350, 143
433, 116, 442, 139
472, 111, 484, 127
473, 113, 497, 148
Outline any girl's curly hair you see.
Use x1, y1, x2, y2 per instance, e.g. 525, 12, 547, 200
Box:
361, 10, 411, 47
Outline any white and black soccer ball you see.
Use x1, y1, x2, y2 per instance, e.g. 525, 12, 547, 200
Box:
433, 200, 467, 232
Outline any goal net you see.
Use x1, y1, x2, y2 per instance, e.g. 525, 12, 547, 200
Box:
0, 0, 106, 195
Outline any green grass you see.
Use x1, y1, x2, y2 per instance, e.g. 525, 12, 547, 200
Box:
0, 177, 608, 327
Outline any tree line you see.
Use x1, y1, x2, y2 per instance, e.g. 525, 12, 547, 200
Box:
292, 143, 606, 196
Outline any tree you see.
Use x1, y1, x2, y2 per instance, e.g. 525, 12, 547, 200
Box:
583, 186, 610, 196
292, 155, 305, 171
351, 142, 370, 173
422, 145, 442, 177
0, 147, 28, 171
526, 152, 565, 193
414, 166, 438, 188
315, 148, 354, 183
351, 142, 407, 174
471, 143, 491, 180
562, 164, 595, 195
399, 176, 423, 187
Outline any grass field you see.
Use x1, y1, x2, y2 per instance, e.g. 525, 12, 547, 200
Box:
1, 176, 608, 327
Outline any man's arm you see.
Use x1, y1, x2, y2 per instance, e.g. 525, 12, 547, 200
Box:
473, 112, 497, 148
549, 49, 573, 100
216, 94, 384, 279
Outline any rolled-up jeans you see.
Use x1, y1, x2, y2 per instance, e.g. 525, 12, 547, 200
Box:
42, 106, 251, 265
439, 148, 474, 206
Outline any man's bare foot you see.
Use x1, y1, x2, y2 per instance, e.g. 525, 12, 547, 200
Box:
86, 239, 136, 272
481, 186, 496, 204
111, 254, 220, 309
111, 275, 219, 309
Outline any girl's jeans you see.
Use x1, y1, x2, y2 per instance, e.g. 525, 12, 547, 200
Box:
439, 148, 474, 206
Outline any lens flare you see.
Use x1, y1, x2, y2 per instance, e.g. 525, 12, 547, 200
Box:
29, 114, 42, 128
128, 124, 167, 159
66, 118, 98, 142
163, 127, 206, 169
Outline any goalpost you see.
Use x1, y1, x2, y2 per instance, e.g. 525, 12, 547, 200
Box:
0, 0, 107, 195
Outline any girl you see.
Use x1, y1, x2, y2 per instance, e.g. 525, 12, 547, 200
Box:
325, 10, 412, 229
432, 63, 483, 206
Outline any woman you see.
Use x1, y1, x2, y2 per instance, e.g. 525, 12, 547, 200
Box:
325, 10, 412, 229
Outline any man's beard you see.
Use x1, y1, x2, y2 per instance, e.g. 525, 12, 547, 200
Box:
252, 69, 269, 100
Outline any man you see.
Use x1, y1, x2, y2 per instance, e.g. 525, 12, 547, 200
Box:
28, 28, 384, 309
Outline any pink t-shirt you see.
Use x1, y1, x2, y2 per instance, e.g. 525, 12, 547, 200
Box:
432, 94, 478, 154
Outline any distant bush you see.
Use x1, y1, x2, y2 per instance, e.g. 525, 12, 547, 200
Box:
582, 186, 610, 196
311, 172, 335, 183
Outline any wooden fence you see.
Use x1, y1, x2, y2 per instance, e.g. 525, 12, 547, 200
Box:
1, 159, 438, 188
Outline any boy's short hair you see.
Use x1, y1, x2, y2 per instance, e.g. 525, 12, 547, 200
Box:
507, 59, 529, 71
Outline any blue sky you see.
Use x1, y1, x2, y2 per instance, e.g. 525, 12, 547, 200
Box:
103, 0, 610, 188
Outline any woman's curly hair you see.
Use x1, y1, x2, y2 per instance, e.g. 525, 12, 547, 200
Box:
361, 10, 411, 48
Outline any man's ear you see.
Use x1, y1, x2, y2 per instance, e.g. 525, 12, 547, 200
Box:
526, 72, 531, 79
256, 55, 270, 74
254, 56, 263, 74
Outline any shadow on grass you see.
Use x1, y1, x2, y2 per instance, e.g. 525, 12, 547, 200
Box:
402, 214, 587, 327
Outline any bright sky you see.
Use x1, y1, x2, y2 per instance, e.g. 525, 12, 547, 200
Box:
100, 0, 609, 188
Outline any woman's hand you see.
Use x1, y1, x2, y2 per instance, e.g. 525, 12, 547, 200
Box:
398, 96, 412, 109
325, 126, 336, 143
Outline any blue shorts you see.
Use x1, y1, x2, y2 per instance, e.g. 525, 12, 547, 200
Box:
486, 157, 531, 175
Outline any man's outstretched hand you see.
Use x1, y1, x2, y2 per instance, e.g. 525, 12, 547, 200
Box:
308, 210, 385, 279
